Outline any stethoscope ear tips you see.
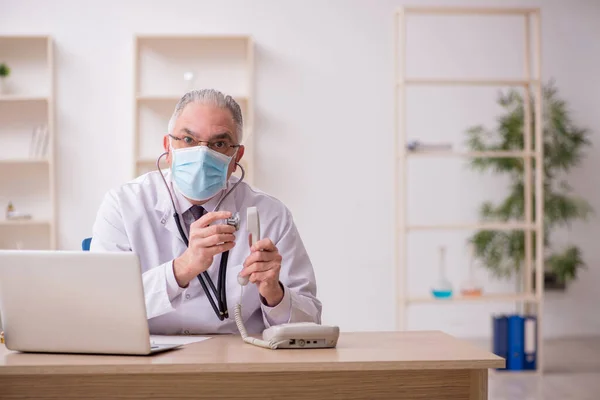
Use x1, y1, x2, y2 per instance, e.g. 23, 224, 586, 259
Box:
226, 212, 241, 231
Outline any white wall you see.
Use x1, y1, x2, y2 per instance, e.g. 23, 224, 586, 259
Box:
1, 0, 599, 339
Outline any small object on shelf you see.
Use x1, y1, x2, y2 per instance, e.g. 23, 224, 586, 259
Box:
431, 246, 453, 298
6, 201, 14, 219
5, 202, 32, 220
183, 71, 195, 91
460, 286, 482, 297
29, 125, 49, 159
461, 243, 483, 297
406, 140, 453, 152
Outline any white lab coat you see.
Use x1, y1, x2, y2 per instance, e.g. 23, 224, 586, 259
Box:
90, 169, 321, 335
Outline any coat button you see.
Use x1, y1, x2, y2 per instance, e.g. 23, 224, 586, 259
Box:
185, 294, 191, 300
160, 218, 166, 224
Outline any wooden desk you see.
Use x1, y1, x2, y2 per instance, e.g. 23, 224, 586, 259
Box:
0, 331, 503, 400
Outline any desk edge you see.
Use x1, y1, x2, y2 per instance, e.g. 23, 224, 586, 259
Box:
0, 358, 505, 376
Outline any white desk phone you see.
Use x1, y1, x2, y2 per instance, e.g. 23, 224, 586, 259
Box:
235, 206, 340, 350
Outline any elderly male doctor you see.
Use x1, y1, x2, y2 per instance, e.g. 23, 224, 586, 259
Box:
91, 89, 321, 335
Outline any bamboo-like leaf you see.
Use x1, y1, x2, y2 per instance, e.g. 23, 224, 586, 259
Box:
464, 81, 593, 282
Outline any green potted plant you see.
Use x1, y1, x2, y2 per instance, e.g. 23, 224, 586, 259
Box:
0, 62, 10, 94
465, 81, 593, 289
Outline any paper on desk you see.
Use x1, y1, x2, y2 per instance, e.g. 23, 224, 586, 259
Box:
150, 335, 212, 346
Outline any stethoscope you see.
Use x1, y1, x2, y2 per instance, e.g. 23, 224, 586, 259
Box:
156, 150, 245, 321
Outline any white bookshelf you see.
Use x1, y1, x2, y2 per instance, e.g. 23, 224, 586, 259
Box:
133, 35, 255, 183
403, 78, 538, 86
0, 158, 49, 165
0, 219, 52, 227
0, 35, 56, 250
406, 150, 534, 158
394, 7, 544, 372
406, 222, 536, 232
0, 95, 49, 102
407, 293, 538, 305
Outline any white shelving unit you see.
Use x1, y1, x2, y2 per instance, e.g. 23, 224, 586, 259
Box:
0, 35, 56, 250
394, 7, 544, 371
133, 35, 255, 183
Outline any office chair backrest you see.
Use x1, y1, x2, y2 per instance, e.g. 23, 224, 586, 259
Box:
82, 238, 92, 251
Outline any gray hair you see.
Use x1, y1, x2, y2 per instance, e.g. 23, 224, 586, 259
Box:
167, 89, 243, 142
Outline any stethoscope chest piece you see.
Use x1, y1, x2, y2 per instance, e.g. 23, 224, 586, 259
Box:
226, 212, 240, 231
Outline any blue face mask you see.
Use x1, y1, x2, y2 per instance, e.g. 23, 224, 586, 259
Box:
170, 145, 233, 202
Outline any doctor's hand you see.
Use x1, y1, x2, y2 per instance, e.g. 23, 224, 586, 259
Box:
240, 238, 284, 307
173, 211, 236, 288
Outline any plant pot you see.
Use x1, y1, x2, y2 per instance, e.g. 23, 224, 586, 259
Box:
532, 270, 566, 291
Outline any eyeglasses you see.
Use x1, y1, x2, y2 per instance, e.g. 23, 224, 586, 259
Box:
168, 134, 240, 155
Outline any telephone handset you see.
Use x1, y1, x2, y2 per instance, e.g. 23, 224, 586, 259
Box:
237, 206, 259, 286
234, 206, 340, 350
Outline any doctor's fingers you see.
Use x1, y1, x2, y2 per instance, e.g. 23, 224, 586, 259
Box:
192, 223, 236, 239
190, 226, 235, 242
243, 249, 282, 268
248, 269, 279, 284
196, 233, 236, 248
193, 211, 232, 228
241, 260, 280, 276
250, 238, 276, 252
196, 241, 235, 258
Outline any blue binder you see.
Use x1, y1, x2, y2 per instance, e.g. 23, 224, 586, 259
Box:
492, 315, 508, 370
523, 315, 537, 370
507, 315, 524, 370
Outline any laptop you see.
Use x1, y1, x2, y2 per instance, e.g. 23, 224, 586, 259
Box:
0, 250, 181, 355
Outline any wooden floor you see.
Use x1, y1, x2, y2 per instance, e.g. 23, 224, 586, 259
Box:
474, 337, 600, 400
